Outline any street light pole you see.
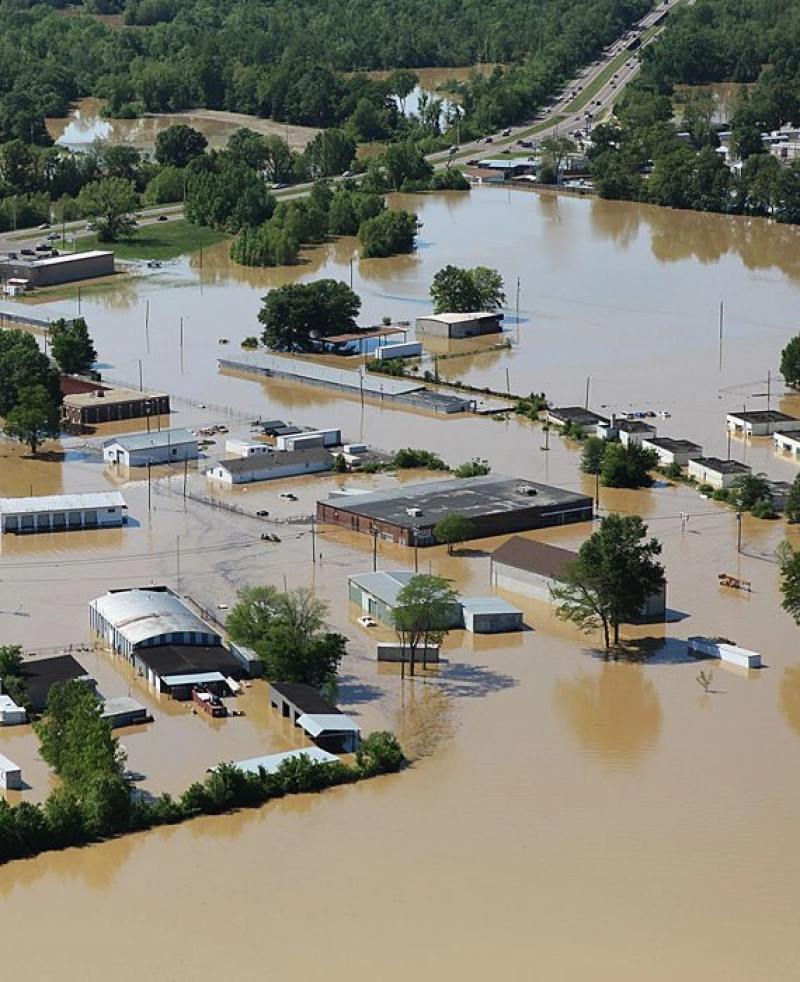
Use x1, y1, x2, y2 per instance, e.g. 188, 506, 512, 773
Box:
736, 509, 742, 554
413, 526, 419, 573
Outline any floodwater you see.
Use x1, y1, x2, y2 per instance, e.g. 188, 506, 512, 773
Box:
4, 190, 800, 979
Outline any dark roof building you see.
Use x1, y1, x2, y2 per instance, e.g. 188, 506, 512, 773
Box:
726, 410, 800, 436
318, 475, 594, 547
269, 682, 360, 752
22, 654, 95, 711
207, 447, 332, 485
545, 407, 610, 434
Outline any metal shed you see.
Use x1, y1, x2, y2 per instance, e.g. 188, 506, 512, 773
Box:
0, 491, 127, 534
0, 752, 22, 790
461, 596, 525, 634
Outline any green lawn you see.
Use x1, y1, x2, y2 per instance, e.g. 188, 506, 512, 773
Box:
74, 220, 230, 261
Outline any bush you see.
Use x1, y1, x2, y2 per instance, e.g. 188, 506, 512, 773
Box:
751, 497, 778, 519
699, 484, 714, 496
356, 731, 405, 776
241, 336, 259, 349
393, 447, 448, 470
454, 457, 491, 478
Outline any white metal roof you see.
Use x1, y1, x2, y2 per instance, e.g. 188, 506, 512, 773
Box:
0, 491, 126, 515
461, 596, 523, 615
0, 694, 24, 714
100, 696, 147, 718
103, 428, 196, 452
33, 250, 113, 267
90, 588, 219, 646
297, 713, 361, 737
227, 747, 339, 775
349, 570, 416, 608
422, 311, 500, 324
0, 752, 21, 772
161, 671, 226, 687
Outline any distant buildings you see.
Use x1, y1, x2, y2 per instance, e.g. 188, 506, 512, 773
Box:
544, 407, 609, 436
320, 475, 593, 547
726, 410, 800, 438
103, 428, 198, 467
0, 250, 114, 289
0, 491, 127, 534
642, 437, 703, 468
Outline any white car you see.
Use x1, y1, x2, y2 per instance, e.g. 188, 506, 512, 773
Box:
358, 615, 377, 628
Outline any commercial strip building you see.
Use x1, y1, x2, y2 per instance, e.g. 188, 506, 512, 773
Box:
0, 491, 127, 534
490, 535, 667, 619
269, 682, 361, 753
726, 410, 800, 437
0, 250, 115, 288
61, 378, 170, 428
320, 475, 594, 548
774, 431, 800, 458
687, 456, 751, 490
219, 351, 476, 414
641, 437, 704, 468
207, 447, 332, 486
89, 586, 252, 695
544, 407, 610, 435
21, 654, 96, 712
102, 428, 198, 467
415, 311, 504, 339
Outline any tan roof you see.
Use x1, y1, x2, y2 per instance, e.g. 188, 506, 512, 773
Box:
64, 385, 167, 408
492, 536, 577, 580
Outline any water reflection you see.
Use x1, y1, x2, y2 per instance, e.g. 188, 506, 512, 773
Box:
779, 665, 800, 736
394, 683, 456, 760
554, 662, 662, 770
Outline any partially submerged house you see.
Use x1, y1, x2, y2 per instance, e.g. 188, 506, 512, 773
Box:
687, 456, 751, 490
103, 428, 198, 467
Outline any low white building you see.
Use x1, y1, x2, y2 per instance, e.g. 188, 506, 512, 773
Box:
617, 419, 657, 446
224, 439, 273, 458
103, 428, 198, 467
0, 752, 22, 790
726, 410, 800, 437
374, 341, 423, 361
774, 430, 800, 458
275, 429, 341, 451
415, 311, 503, 339
688, 456, 751, 490
0, 491, 127, 534
544, 407, 610, 436
0, 693, 26, 725
642, 437, 704, 468
207, 447, 332, 485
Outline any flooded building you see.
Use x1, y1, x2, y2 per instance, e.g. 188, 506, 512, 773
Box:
21, 654, 96, 712
0, 693, 27, 725
320, 475, 593, 547
642, 437, 704, 468
0, 491, 127, 534
687, 456, 751, 490
269, 682, 361, 753
774, 431, 800, 457
226, 747, 340, 775
61, 378, 170, 428
102, 428, 198, 467
100, 696, 151, 728
491, 535, 666, 618
349, 570, 459, 627
460, 596, 524, 633
0, 250, 114, 288
224, 439, 272, 458
726, 410, 800, 437
545, 407, 610, 435
616, 418, 658, 446
207, 447, 332, 486
415, 311, 504, 339
0, 753, 22, 790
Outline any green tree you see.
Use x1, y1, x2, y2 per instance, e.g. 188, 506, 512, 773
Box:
580, 436, 606, 475
0, 644, 26, 708
49, 317, 97, 376
454, 457, 491, 478
779, 542, 800, 626
154, 124, 208, 168
392, 573, 460, 676
430, 264, 505, 313
785, 473, 800, 524
77, 176, 139, 241
601, 442, 658, 489
227, 585, 346, 687
258, 279, 360, 352
356, 731, 405, 776
0, 329, 61, 418
301, 129, 355, 179
392, 447, 448, 470
552, 514, 665, 649
730, 472, 771, 513
381, 141, 433, 190
781, 335, 800, 388
4, 384, 61, 454
433, 513, 476, 554
359, 209, 420, 258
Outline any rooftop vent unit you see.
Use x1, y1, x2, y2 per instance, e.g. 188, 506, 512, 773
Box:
406, 507, 423, 517
516, 485, 537, 496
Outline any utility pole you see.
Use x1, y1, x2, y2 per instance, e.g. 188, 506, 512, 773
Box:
584, 375, 591, 410
736, 509, 742, 554
679, 512, 689, 534
176, 533, 181, 592
138, 358, 143, 392
145, 300, 150, 355
310, 516, 316, 564
147, 458, 152, 513
370, 525, 378, 571
413, 527, 419, 573
179, 316, 184, 374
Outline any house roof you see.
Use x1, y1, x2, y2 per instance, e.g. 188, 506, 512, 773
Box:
135, 646, 240, 678
492, 536, 577, 580
64, 385, 167, 408
461, 596, 523, 615
270, 681, 341, 716
420, 311, 502, 324
349, 570, 417, 608
727, 410, 798, 424
21, 654, 93, 710
215, 447, 331, 476
0, 491, 126, 515
617, 419, 657, 433
103, 428, 195, 452
90, 587, 220, 647
100, 696, 147, 719
690, 456, 750, 475
643, 437, 703, 453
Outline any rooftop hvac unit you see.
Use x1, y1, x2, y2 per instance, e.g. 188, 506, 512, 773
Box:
516, 485, 537, 496
406, 507, 423, 517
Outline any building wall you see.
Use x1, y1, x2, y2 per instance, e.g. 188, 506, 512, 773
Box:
416, 315, 502, 339
0, 763, 22, 790
210, 456, 331, 485
492, 565, 555, 603
463, 609, 524, 633
103, 439, 198, 467
2, 504, 125, 533
643, 443, 702, 467
64, 394, 170, 426
687, 460, 746, 490
774, 433, 800, 456
349, 583, 394, 625
619, 427, 656, 447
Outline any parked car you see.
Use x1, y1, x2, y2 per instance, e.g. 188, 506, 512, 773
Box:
20, 248, 35, 256
279, 492, 298, 501
46, 231, 60, 240
38, 222, 50, 230
157, 215, 169, 221
358, 615, 377, 628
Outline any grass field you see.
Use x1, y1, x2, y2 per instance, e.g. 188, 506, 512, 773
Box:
74, 219, 230, 261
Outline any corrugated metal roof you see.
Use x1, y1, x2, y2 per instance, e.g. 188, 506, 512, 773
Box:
90, 588, 218, 646
103, 428, 196, 452
461, 596, 523, 615
349, 570, 416, 608
491, 536, 576, 579
297, 713, 361, 737
161, 671, 226, 687
0, 752, 21, 772
100, 696, 147, 717
0, 491, 126, 515
227, 747, 339, 774
214, 447, 331, 476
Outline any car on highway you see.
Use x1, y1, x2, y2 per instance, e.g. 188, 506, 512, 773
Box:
38, 222, 50, 230
46, 231, 59, 240
157, 214, 169, 221
20, 248, 35, 256
358, 615, 377, 628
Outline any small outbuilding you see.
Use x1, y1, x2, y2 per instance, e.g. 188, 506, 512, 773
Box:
269, 682, 361, 753
103, 428, 198, 467
461, 596, 524, 633
100, 696, 151, 728
688, 456, 751, 490
0, 693, 26, 725
544, 407, 610, 436
616, 418, 658, 446
642, 437, 704, 468
226, 747, 340, 775
224, 439, 273, 458
415, 311, 504, 339
0, 752, 22, 791
348, 570, 420, 626
726, 410, 800, 437
207, 447, 332, 485
0, 491, 127, 534
774, 431, 800, 458
21, 654, 95, 712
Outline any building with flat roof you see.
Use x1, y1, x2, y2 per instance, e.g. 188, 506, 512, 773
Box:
0, 250, 114, 288
642, 437, 704, 468
21, 654, 95, 711
688, 456, 751, 490
0, 491, 127, 534
102, 428, 198, 467
491, 535, 666, 618
62, 382, 170, 428
726, 410, 800, 437
100, 696, 151, 728
774, 431, 800, 458
349, 570, 457, 626
320, 475, 593, 547
207, 447, 332, 486
0, 693, 26, 725
616, 418, 658, 446
460, 596, 524, 633
226, 747, 340, 775
269, 682, 360, 752
545, 407, 610, 435
415, 311, 504, 339
0, 753, 22, 790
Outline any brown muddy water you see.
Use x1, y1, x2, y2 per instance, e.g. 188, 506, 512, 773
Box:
3, 191, 800, 980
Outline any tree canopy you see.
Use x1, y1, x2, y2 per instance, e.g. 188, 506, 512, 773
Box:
781, 335, 800, 389
49, 317, 97, 376
258, 279, 361, 352
76, 176, 139, 241
433, 513, 476, 553
552, 514, 665, 649
0, 329, 62, 453
430, 265, 506, 313
154, 124, 208, 168
392, 573, 460, 676
226, 585, 347, 688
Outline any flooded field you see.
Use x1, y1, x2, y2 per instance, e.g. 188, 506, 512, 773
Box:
3, 190, 800, 979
